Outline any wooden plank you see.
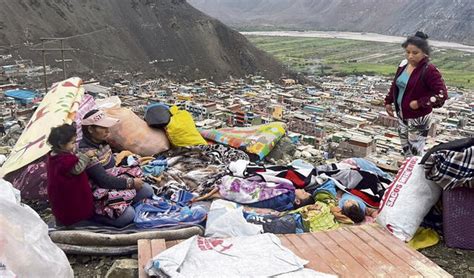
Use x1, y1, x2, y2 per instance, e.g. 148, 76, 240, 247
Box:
283, 234, 335, 274
350, 226, 421, 276
166, 240, 181, 248
337, 227, 402, 277
278, 236, 306, 258
299, 232, 351, 276
364, 225, 451, 278
314, 230, 371, 277
150, 239, 167, 257
327, 228, 389, 277
137, 239, 152, 278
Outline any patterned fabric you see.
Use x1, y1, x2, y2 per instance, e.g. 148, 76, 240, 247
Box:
3, 156, 48, 200
157, 145, 249, 196
397, 113, 432, 157
291, 202, 339, 232
80, 137, 143, 218
74, 94, 97, 143
423, 146, 474, 190
93, 187, 136, 219
217, 175, 294, 204
199, 122, 286, 160
134, 198, 207, 229
1, 78, 84, 176
243, 163, 316, 189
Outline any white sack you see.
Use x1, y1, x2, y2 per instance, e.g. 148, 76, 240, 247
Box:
376, 157, 441, 241
146, 233, 333, 277
0, 179, 73, 278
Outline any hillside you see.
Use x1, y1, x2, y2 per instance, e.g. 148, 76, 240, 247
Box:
188, 0, 474, 45
0, 0, 285, 81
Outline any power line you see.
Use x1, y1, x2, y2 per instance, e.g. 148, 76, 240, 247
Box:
31, 38, 74, 93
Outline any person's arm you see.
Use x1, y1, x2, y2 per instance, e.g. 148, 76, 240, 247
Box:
191, 187, 220, 202
70, 153, 91, 175
384, 67, 401, 117
366, 207, 379, 218
416, 65, 448, 109
85, 163, 129, 190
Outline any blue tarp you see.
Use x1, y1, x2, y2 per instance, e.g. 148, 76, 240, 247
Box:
5, 89, 36, 104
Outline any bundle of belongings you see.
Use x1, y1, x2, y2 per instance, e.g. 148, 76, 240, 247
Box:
376, 137, 473, 250
421, 137, 474, 249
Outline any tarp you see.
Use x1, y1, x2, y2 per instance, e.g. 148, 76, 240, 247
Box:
0, 77, 84, 177
5, 89, 37, 101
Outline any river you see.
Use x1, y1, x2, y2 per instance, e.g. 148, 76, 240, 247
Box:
241, 31, 474, 53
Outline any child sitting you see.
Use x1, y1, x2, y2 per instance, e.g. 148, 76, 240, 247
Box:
46, 123, 97, 226
194, 175, 314, 211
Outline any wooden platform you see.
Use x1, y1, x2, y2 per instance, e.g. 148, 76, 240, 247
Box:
138, 224, 452, 278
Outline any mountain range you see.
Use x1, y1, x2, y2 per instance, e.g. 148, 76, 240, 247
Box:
0, 0, 285, 81
188, 0, 474, 45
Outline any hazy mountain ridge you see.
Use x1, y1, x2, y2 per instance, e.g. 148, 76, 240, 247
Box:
188, 0, 474, 45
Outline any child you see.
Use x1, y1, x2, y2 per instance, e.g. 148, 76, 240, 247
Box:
194, 175, 314, 211
314, 179, 378, 223
46, 123, 97, 226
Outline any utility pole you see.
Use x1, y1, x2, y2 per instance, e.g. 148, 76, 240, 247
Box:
31, 38, 74, 94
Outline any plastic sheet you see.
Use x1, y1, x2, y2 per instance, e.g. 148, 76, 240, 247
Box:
0, 179, 73, 277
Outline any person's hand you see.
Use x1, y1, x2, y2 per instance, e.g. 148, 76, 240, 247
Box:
133, 178, 144, 191
385, 104, 394, 117
85, 150, 97, 158
409, 100, 420, 110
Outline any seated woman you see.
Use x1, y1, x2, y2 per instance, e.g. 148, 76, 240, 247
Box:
79, 109, 153, 227
194, 175, 314, 211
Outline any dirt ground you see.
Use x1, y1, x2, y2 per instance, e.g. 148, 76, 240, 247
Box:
28, 201, 474, 278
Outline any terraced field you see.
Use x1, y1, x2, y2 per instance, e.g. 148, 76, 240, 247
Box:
247, 36, 474, 89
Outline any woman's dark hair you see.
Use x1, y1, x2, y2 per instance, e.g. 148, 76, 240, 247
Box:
342, 204, 365, 223
294, 195, 315, 209
402, 31, 431, 56
47, 124, 77, 151
82, 109, 99, 139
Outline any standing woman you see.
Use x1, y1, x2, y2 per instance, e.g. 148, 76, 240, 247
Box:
385, 31, 448, 157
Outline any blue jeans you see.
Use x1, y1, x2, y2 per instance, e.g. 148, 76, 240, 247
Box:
94, 183, 154, 228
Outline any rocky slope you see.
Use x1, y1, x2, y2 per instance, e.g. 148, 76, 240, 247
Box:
188, 0, 474, 45
0, 0, 285, 81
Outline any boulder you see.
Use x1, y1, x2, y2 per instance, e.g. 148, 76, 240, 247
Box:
105, 259, 138, 278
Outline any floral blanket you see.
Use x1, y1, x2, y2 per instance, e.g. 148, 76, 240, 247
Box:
199, 122, 286, 160
217, 174, 294, 204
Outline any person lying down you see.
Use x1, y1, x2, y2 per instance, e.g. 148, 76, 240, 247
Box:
193, 174, 314, 211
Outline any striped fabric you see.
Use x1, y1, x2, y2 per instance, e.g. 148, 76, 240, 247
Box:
423, 146, 474, 190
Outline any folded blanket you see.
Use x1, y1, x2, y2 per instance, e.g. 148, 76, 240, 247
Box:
199, 122, 286, 160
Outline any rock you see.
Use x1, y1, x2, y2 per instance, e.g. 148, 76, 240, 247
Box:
308, 148, 319, 156
469, 266, 474, 272
437, 260, 449, 267
301, 151, 312, 158
267, 137, 296, 160
95, 260, 106, 270
79, 256, 91, 264
68, 256, 77, 265
294, 150, 302, 158
455, 250, 464, 256
105, 259, 138, 278
459, 263, 468, 269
